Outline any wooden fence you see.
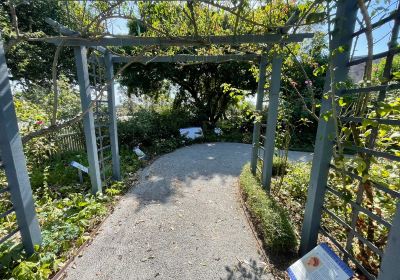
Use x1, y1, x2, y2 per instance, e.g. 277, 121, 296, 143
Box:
53, 124, 85, 154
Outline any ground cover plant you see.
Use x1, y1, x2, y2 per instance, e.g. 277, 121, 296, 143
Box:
0, 149, 142, 280
239, 163, 297, 254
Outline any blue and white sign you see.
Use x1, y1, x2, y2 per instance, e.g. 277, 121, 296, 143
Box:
70, 161, 89, 174
288, 243, 353, 280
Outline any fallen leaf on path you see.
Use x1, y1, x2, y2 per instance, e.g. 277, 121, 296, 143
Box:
135, 220, 145, 225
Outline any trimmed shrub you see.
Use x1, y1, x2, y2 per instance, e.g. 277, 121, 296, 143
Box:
239, 163, 298, 253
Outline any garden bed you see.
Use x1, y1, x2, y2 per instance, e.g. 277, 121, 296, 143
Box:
238, 163, 298, 278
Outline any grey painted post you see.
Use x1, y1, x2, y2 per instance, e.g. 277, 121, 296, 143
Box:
0, 37, 41, 254
299, 0, 358, 256
378, 202, 400, 279
104, 51, 121, 180
261, 56, 283, 191
74, 46, 102, 194
250, 56, 267, 174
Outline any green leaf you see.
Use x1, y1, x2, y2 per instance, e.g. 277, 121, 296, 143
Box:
305, 12, 325, 24
338, 97, 347, 107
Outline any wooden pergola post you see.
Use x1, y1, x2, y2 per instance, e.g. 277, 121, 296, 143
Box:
378, 202, 400, 279
104, 51, 121, 181
74, 46, 102, 194
299, 0, 358, 256
250, 55, 267, 174
261, 56, 283, 191
0, 37, 41, 254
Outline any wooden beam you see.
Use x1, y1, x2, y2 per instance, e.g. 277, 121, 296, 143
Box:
0, 36, 41, 254
74, 46, 103, 194
250, 55, 267, 174
34, 33, 313, 47
104, 51, 121, 181
261, 56, 283, 191
112, 54, 260, 64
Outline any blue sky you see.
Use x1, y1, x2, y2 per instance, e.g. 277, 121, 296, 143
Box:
352, 1, 398, 57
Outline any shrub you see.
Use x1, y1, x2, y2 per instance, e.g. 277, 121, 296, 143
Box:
118, 108, 195, 154
29, 151, 89, 192
270, 161, 311, 237
239, 163, 297, 253
279, 162, 311, 203
272, 156, 289, 176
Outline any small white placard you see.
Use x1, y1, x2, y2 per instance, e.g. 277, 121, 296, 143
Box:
287, 243, 353, 280
70, 161, 89, 173
133, 146, 146, 160
179, 127, 204, 140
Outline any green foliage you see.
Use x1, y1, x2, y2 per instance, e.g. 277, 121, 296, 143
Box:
29, 152, 88, 192
120, 61, 257, 126
270, 156, 400, 277
136, 0, 298, 37
14, 75, 81, 124
13, 98, 56, 163
13, 86, 81, 165
0, 0, 104, 88
373, 55, 400, 83
0, 191, 109, 280
119, 0, 303, 126
280, 34, 328, 151
0, 1, 76, 87
239, 163, 297, 253
0, 148, 141, 280
203, 102, 254, 143
118, 108, 194, 155
272, 161, 311, 206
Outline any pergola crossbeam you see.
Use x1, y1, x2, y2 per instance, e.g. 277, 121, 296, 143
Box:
36, 33, 313, 47
111, 54, 260, 64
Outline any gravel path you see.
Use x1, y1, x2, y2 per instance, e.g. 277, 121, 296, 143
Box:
61, 143, 312, 280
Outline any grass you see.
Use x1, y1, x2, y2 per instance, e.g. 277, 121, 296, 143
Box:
239, 163, 297, 254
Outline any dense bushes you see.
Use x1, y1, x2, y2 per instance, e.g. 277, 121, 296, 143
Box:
118, 108, 195, 154
239, 163, 297, 253
118, 107, 255, 153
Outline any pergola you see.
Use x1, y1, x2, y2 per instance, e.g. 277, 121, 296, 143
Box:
0, 14, 312, 251
0, 1, 399, 279
35, 17, 313, 194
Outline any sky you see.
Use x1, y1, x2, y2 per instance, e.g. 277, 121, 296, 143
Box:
352, 0, 399, 57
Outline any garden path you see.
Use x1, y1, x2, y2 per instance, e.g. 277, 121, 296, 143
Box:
60, 143, 312, 280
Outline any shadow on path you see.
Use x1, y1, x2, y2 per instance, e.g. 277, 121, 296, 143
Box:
223, 259, 269, 280
129, 143, 252, 212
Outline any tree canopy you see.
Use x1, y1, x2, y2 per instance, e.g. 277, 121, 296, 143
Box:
119, 1, 325, 126
0, 1, 75, 87
120, 61, 257, 125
